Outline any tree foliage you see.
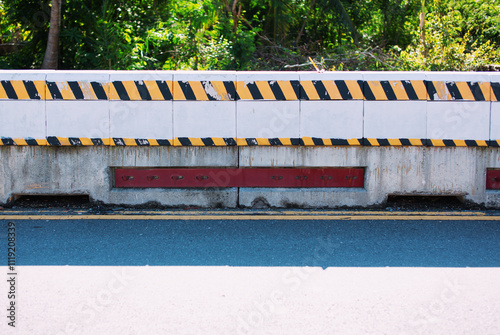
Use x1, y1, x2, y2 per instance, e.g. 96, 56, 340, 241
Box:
0, 0, 498, 71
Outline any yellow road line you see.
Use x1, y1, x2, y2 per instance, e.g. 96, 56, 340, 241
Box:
0, 215, 499, 221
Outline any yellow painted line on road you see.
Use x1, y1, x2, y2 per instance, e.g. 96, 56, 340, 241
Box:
1, 215, 499, 221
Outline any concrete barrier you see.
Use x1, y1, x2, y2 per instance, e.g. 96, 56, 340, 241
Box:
1, 70, 500, 208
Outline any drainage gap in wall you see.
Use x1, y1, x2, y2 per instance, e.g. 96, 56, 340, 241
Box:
11, 195, 91, 209
385, 195, 473, 211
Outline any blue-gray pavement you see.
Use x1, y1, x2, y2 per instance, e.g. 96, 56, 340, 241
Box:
1, 218, 500, 267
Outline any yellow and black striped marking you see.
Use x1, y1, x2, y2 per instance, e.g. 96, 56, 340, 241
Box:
236, 81, 301, 100
301, 137, 362, 146
173, 81, 236, 101
0, 138, 47, 145
427, 139, 488, 147
364, 138, 426, 146
46, 81, 108, 100
491, 82, 500, 102
0, 80, 46, 100
299, 80, 364, 100
489, 140, 500, 147
426, 81, 491, 101
109, 81, 173, 101
111, 138, 173, 146
46, 137, 110, 146
236, 138, 303, 146
173, 137, 237, 146
364, 80, 427, 100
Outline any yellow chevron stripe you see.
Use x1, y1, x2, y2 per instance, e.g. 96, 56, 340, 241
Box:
367, 138, 379, 146
366, 81, 386, 100
148, 139, 159, 146
56, 137, 72, 146
108, 83, 119, 100
209, 81, 231, 101
13, 138, 27, 145
255, 81, 275, 100
123, 138, 138, 146
348, 139, 361, 146
453, 140, 467, 146
300, 81, 320, 100
455, 82, 474, 100
479, 82, 491, 101
322, 81, 342, 100
174, 81, 189, 101
143, 81, 163, 100
476, 140, 488, 147
256, 138, 270, 145
323, 139, 333, 146
189, 81, 209, 101
10, 81, 30, 100
0, 82, 7, 99
79, 138, 94, 146
279, 138, 292, 145
345, 81, 364, 100
211, 138, 227, 146
122, 81, 142, 100
389, 81, 409, 100
277, 81, 298, 100
235, 82, 253, 100
78, 82, 98, 100
301, 138, 314, 146
409, 139, 424, 146
432, 82, 452, 101
57, 82, 77, 100
388, 138, 402, 146
430, 139, 445, 146
413, 81, 427, 100
236, 138, 249, 146
33, 81, 47, 100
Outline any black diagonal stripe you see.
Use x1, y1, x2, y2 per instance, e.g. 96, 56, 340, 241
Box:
1, 138, 14, 145
426, 81, 437, 101
112, 82, 130, 100
156, 81, 173, 100
113, 138, 125, 146
290, 80, 301, 100
47, 136, 61, 146
2, 81, 18, 99
224, 138, 237, 146
443, 139, 456, 147
334, 80, 352, 100
363, 138, 372, 146
223, 81, 236, 100
313, 81, 330, 100
378, 138, 390, 146
291, 138, 302, 146
246, 138, 258, 146
488, 140, 500, 147
331, 139, 349, 145
23, 81, 41, 100
201, 138, 215, 146
312, 137, 324, 145
136, 139, 150, 146
178, 82, 197, 100
465, 140, 479, 147
204, 82, 217, 101
467, 82, 485, 101
269, 138, 283, 145
246, 82, 263, 100
157, 139, 172, 146
380, 81, 396, 100
69, 138, 82, 146
269, 81, 286, 100
47, 82, 63, 100
363, 81, 376, 101
299, 82, 310, 100
68, 81, 84, 100
26, 139, 39, 145
401, 80, 419, 100
135, 81, 152, 100
91, 82, 108, 100
400, 139, 412, 146
178, 137, 192, 146
91, 138, 104, 145
492, 82, 500, 101
446, 82, 462, 100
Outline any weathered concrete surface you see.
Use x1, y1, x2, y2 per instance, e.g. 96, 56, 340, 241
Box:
1, 146, 500, 208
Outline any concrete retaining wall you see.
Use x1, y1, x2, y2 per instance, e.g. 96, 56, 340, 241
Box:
1, 70, 500, 208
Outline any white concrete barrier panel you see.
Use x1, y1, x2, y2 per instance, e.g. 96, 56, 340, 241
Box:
0, 70, 47, 145
237, 72, 300, 145
363, 72, 427, 146
109, 71, 173, 146
299, 72, 363, 146
173, 71, 237, 146
490, 74, 500, 147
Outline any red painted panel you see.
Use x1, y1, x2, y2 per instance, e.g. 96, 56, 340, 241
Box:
486, 169, 500, 189
114, 168, 364, 188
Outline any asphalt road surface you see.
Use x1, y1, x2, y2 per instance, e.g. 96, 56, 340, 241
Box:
1, 210, 499, 334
